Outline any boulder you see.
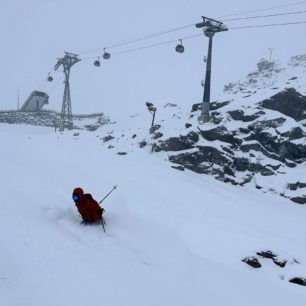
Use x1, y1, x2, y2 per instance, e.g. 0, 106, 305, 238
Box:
199, 126, 242, 147
103, 135, 115, 142
281, 127, 306, 140
242, 257, 261, 268
154, 131, 199, 152
259, 88, 306, 121
290, 197, 306, 204
289, 278, 306, 286
169, 146, 228, 174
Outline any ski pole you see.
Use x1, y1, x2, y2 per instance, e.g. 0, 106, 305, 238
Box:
99, 185, 117, 233
101, 216, 106, 233
99, 185, 118, 204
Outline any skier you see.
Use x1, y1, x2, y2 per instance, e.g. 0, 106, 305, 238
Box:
72, 187, 104, 224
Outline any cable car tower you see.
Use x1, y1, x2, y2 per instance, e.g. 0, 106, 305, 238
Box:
196, 17, 228, 123
54, 52, 81, 131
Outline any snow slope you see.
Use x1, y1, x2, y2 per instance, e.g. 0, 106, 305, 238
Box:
1, 123, 306, 306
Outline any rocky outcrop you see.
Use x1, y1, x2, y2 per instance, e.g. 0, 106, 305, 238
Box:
228, 110, 262, 122
259, 88, 306, 121
153, 131, 199, 152
153, 88, 306, 202
198, 126, 242, 147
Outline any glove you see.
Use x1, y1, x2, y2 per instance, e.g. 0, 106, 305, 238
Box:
97, 207, 105, 215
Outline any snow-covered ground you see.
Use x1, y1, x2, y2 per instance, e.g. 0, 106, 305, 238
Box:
1, 122, 306, 306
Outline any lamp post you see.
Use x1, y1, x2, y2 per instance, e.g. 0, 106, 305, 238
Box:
146, 101, 157, 128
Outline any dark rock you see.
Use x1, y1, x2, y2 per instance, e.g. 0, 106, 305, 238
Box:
233, 158, 250, 172
153, 132, 163, 139
191, 103, 202, 112
223, 177, 239, 185
185, 123, 192, 128
171, 165, 185, 171
108, 145, 114, 149
117, 152, 127, 155
149, 125, 161, 134
256, 250, 277, 259
288, 182, 299, 191
244, 131, 306, 162
242, 257, 261, 268
290, 197, 306, 204
228, 110, 261, 122
273, 259, 287, 268
248, 118, 286, 131
210, 111, 223, 124
132, 134, 137, 139
281, 127, 306, 140
103, 135, 115, 142
221, 145, 234, 155
299, 183, 306, 188
259, 88, 306, 121
199, 126, 242, 147
286, 162, 297, 168
228, 110, 244, 120
187, 131, 199, 143
240, 143, 262, 153
239, 127, 251, 134
223, 165, 235, 177
169, 146, 228, 174
73, 132, 80, 136
232, 157, 274, 175
289, 278, 306, 286
139, 140, 147, 148
154, 131, 199, 152
191, 101, 230, 112
260, 168, 274, 176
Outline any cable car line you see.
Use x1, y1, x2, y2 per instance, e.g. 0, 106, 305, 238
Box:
229, 20, 306, 29
217, 0, 306, 19
78, 23, 195, 56
78, 8, 306, 57
81, 20, 306, 61
81, 33, 203, 60
42, 1, 306, 87
222, 9, 306, 21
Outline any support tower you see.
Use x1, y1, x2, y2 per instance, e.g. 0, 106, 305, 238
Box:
196, 17, 228, 123
54, 52, 81, 131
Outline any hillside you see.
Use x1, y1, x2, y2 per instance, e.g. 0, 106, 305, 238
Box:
1, 55, 306, 306
101, 55, 306, 203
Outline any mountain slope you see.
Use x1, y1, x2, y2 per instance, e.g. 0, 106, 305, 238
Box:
1, 123, 306, 306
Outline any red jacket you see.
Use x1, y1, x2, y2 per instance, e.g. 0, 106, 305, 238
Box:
75, 194, 102, 222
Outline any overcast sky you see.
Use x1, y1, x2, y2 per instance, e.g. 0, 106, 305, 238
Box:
1, 0, 306, 119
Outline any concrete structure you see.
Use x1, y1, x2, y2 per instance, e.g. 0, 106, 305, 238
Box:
20, 91, 49, 112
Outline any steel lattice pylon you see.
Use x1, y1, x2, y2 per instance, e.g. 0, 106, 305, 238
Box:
54, 52, 81, 131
